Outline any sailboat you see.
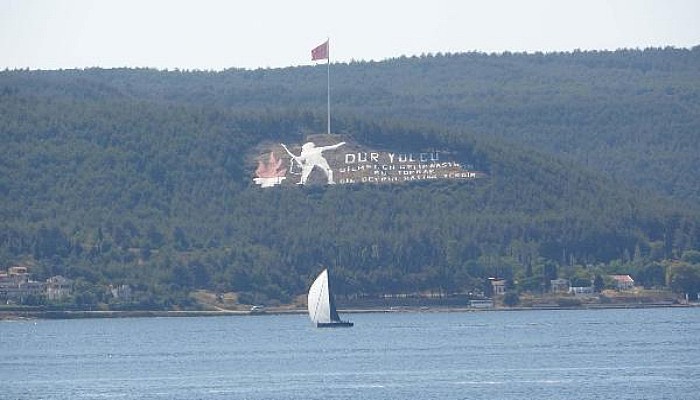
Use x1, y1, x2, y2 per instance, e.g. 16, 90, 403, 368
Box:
307, 269, 353, 328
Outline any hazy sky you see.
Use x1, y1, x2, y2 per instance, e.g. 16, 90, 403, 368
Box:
1, 0, 698, 70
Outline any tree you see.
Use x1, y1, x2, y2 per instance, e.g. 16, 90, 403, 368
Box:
682, 250, 700, 264
634, 262, 666, 288
593, 274, 605, 293
542, 261, 558, 291
669, 263, 700, 299
570, 274, 592, 288
503, 291, 520, 307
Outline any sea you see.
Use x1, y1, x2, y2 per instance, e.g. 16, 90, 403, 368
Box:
2, 307, 699, 400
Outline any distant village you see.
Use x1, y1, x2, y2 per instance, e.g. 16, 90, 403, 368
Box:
0, 265, 686, 311
480, 274, 653, 308
489, 274, 634, 296
0, 266, 131, 306
0, 266, 71, 304
363, 274, 646, 310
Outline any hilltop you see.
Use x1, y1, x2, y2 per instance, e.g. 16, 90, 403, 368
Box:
4, 46, 698, 203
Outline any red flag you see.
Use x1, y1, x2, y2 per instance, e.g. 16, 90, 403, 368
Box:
311, 40, 329, 61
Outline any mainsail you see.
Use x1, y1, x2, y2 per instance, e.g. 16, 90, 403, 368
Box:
307, 269, 352, 327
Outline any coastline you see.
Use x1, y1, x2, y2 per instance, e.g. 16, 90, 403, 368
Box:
1, 302, 697, 320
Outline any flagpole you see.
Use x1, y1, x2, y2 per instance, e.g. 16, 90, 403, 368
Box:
312, 38, 331, 135
326, 38, 331, 135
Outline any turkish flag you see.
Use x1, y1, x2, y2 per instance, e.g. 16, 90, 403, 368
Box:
311, 40, 329, 61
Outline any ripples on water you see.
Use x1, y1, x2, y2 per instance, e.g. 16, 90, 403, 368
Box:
2, 308, 699, 400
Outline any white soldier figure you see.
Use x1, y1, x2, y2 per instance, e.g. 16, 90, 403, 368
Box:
281, 141, 346, 185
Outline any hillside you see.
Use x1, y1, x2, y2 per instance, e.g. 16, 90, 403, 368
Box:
4, 46, 698, 204
1, 48, 700, 308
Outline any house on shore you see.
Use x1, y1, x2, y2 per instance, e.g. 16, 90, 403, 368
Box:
550, 279, 570, 294
1, 267, 73, 304
0, 266, 44, 304
611, 275, 635, 291
489, 278, 507, 295
569, 286, 595, 296
46, 275, 73, 301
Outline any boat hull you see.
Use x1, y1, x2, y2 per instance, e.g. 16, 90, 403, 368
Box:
316, 321, 354, 328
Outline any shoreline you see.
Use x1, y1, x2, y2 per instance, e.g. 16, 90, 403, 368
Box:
1, 302, 697, 320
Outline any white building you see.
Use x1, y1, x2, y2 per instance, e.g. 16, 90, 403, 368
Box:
489, 278, 507, 295
46, 275, 73, 301
569, 286, 595, 296
0, 266, 45, 304
550, 279, 570, 293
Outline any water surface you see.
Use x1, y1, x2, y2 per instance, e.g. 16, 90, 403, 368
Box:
2, 308, 699, 399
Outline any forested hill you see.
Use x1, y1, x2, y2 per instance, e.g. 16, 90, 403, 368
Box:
1, 47, 699, 308
4, 46, 699, 204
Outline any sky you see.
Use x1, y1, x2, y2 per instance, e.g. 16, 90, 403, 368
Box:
1, 0, 699, 71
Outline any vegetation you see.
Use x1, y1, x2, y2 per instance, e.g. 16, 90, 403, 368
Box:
1, 47, 699, 308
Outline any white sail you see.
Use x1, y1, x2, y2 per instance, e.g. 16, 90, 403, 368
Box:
307, 269, 332, 324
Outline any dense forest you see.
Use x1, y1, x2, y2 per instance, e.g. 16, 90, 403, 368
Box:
1, 47, 699, 308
